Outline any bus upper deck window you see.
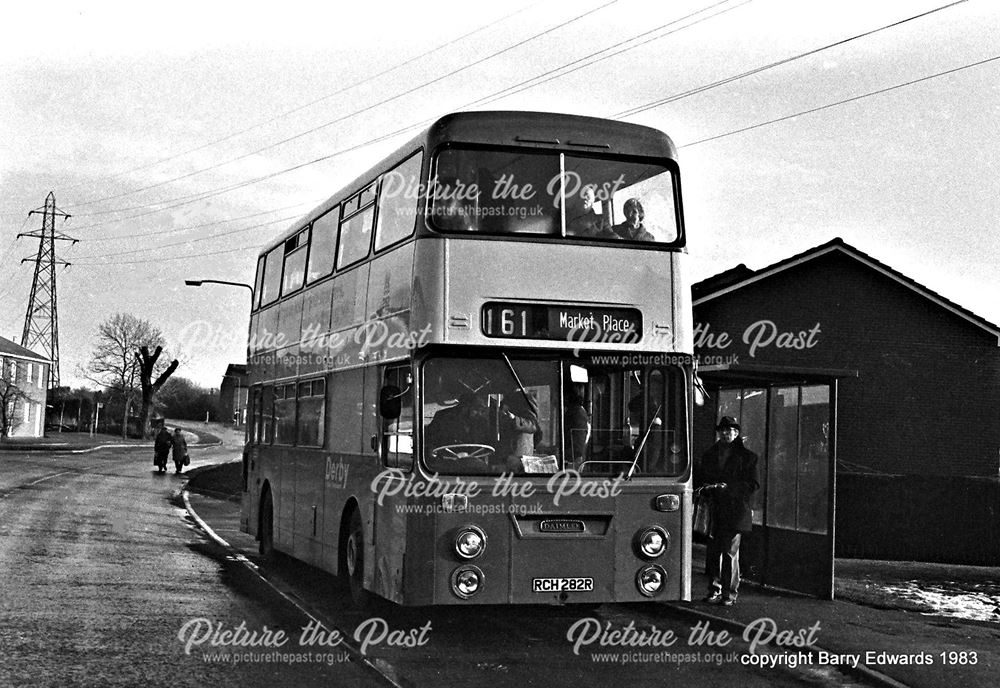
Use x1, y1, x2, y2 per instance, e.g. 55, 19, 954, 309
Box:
564, 156, 678, 244
430, 148, 678, 243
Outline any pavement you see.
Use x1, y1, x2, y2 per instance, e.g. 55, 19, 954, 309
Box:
0, 421, 223, 453
672, 549, 999, 688
6, 429, 997, 688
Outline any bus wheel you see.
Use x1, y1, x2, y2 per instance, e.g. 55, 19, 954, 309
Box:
344, 509, 371, 609
259, 489, 275, 559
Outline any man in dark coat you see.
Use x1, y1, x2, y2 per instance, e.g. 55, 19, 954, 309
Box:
425, 389, 540, 473
171, 428, 189, 474
153, 425, 172, 473
696, 416, 760, 606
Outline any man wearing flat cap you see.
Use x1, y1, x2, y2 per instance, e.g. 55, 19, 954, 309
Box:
696, 416, 760, 606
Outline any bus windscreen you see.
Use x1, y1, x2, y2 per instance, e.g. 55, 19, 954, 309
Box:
421, 355, 687, 477
429, 148, 679, 243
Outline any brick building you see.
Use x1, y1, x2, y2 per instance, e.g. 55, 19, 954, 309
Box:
0, 336, 50, 439
692, 238, 1000, 565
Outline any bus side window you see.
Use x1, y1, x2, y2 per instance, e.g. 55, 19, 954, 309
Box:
261, 385, 274, 444
329, 368, 366, 456
296, 378, 326, 447
248, 387, 260, 443
379, 365, 413, 470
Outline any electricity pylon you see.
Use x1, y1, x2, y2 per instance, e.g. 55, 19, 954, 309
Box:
19, 191, 76, 389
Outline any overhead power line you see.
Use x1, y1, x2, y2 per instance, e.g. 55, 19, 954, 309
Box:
49, 0, 977, 258
64, 0, 621, 212
57, 1, 543, 205
613, 0, 969, 119
74, 200, 318, 241
681, 53, 1000, 147
72, 243, 256, 267
76, 51, 1000, 269
461, 0, 752, 111
57, 0, 738, 230
71, 214, 301, 260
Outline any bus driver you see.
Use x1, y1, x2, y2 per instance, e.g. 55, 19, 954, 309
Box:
425, 385, 540, 471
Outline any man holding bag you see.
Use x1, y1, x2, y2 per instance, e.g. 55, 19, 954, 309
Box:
696, 416, 760, 606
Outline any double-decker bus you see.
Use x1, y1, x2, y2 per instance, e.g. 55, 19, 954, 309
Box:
241, 111, 694, 606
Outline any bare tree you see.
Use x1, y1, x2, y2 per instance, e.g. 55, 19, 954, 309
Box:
85, 313, 175, 437
136, 345, 179, 438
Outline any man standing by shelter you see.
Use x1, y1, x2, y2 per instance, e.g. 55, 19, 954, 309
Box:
696, 416, 760, 606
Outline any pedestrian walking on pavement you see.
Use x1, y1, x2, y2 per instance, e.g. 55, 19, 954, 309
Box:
696, 416, 760, 606
171, 428, 189, 474
153, 425, 172, 473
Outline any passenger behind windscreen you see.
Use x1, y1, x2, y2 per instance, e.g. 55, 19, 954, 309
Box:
565, 184, 614, 239
612, 198, 654, 241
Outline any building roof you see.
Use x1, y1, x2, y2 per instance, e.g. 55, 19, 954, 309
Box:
0, 336, 49, 363
691, 263, 755, 301
692, 237, 1000, 342
223, 363, 248, 378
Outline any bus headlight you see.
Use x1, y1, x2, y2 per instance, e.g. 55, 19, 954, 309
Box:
454, 526, 487, 559
451, 565, 484, 599
636, 565, 667, 597
636, 526, 669, 559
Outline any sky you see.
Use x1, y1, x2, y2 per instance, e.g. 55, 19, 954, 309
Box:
1, 0, 998, 390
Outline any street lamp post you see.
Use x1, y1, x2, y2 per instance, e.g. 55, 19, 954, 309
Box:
185, 278, 254, 432
184, 279, 254, 304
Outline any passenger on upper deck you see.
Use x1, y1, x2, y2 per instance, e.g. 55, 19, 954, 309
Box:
565, 184, 615, 239
431, 157, 480, 232
612, 198, 655, 242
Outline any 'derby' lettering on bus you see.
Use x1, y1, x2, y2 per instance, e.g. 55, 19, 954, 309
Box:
325, 458, 349, 489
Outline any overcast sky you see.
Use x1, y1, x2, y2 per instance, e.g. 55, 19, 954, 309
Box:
1, 0, 997, 389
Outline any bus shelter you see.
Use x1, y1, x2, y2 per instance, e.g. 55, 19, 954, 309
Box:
695, 364, 857, 599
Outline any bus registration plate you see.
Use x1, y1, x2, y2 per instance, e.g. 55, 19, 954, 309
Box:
532, 577, 594, 593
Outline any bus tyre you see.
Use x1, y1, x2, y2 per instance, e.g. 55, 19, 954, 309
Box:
345, 509, 372, 609
259, 489, 275, 560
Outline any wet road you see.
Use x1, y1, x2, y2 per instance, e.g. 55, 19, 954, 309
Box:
0, 443, 379, 687
0, 438, 864, 687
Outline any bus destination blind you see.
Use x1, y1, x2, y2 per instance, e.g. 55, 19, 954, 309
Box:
481, 302, 642, 342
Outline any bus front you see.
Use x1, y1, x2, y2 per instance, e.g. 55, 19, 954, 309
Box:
388, 115, 693, 605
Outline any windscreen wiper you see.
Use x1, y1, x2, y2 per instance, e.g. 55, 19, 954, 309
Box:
501, 353, 538, 415
626, 404, 662, 480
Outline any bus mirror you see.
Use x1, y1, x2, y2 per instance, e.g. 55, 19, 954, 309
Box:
569, 365, 589, 383
380, 385, 402, 420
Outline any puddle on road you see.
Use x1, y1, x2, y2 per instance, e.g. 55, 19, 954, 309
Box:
876, 580, 1000, 623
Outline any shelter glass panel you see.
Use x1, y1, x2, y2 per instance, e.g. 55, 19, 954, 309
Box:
797, 385, 830, 534
766, 386, 799, 530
